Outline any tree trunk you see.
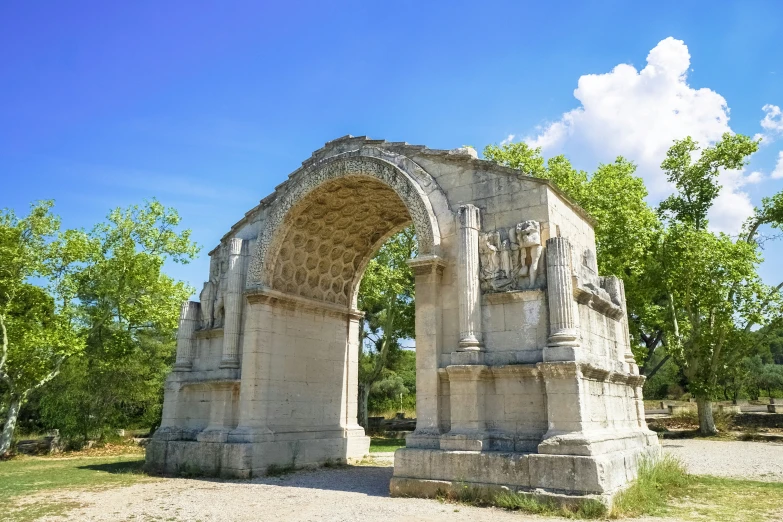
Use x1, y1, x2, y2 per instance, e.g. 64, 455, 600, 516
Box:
0, 393, 23, 455
696, 397, 718, 435
357, 382, 370, 429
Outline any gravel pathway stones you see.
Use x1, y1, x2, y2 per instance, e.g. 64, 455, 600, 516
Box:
32, 441, 783, 521
661, 439, 783, 481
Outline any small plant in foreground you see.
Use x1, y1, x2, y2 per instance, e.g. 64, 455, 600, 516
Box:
611, 454, 691, 518
437, 483, 606, 519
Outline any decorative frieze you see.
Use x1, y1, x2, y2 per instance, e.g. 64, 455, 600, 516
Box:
479, 220, 544, 293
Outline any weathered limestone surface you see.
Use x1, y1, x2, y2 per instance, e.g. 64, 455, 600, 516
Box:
146, 136, 658, 504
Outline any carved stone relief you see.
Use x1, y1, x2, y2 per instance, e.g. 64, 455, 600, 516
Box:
573, 247, 624, 320
198, 246, 229, 330
269, 176, 411, 306
479, 220, 545, 293
198, 255, 220, 329
249, 154, 439, 287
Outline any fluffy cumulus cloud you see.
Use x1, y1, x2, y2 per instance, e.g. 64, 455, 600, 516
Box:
773, 151, 783, 180
521, 37, 765, 234
761, 105, 783, 135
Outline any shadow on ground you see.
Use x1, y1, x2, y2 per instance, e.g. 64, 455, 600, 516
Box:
78, 459, 146, 474
80, 458, 396, 498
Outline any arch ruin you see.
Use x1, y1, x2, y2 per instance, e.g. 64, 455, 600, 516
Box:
146, 136, 659, 504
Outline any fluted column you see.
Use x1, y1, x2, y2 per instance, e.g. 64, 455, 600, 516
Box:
457, 204, 482, 351
173, 301, 199, 371
545, 237, 579, 348
220, 238, 244, 369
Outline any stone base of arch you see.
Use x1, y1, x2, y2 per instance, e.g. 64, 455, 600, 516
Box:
145, 429, 370, 478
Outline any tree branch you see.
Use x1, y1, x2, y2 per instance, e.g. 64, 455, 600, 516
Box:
646, 354, 672, 380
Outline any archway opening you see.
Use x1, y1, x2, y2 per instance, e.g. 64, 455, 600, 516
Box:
356, 225, 417, 434
255, 174, 425, 459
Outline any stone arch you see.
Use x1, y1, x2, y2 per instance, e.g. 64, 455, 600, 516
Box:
248, 152, 443, 307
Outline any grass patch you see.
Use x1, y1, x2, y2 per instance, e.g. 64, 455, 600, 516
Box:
369, 437, 406, 453
0, 454, 152, 522
611, 454, 691, 517
437, 484, 606, 519
674, 475, 783, 521
435, 455, 783, 521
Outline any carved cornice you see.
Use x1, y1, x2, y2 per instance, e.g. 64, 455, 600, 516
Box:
194, 327, 224, 340
536, 361, 641, 386
490, 364, 542, 379
573, 285, 624, 321
444, 364, 492, 381
407, 254, 447, 277
245, 287, 364, 320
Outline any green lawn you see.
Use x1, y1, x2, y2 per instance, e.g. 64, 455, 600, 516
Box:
369, 437, 406, 453
0, 454, 152, 522
663, 475, 783, 522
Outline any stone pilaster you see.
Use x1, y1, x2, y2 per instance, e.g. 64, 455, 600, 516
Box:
173, 301, 199, 371
197, 381, 240, 443
406, 255, 446, 448
440, 364, 490, 451
456, 204, 482, 351
545, 237, 579, 351
220, 238, 244, 369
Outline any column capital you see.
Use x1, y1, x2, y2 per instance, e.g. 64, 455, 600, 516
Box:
457, 204, 481, 230
407, 254, 447, 278
227, 237, 244, 257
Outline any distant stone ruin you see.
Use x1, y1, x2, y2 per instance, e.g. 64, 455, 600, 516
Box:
146, 136, 659, 504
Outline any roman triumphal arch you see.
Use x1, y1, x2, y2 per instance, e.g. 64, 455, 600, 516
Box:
146, 136, 659, 503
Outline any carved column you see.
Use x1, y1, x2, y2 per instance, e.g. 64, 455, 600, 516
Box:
545, 237, 579, 349
456, 205, 482, 351
220, 238, 244, 369
173, 301, 199, 371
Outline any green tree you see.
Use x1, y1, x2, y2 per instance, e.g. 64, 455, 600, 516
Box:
653, 133, 783, 434
39, 201, 198, 444
0, 202, 87, 455
357, 226, 416, 427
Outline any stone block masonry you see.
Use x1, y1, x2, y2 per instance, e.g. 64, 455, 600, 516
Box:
147, 136, 658, 506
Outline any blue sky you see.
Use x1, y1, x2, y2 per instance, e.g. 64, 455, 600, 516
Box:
2, 1, 782, 293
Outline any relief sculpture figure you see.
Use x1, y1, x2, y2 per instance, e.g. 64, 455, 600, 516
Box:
516, 220, 543, 288
198, 257, 219, 329
479, 220, 544, 292
478, 232, 500, 292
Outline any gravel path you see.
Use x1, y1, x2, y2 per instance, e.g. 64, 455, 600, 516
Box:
661, 439, 783, 481
32, 441, 783, 521
39, 461, 542, 522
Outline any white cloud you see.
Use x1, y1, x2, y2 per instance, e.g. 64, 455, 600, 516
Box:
523, 37, 760, 234
500, 134, 516, 146
761, 104, 783, 134
746, 171, 764, 184
772, 151, 783, 179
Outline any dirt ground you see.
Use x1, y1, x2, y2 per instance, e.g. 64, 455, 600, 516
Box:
30, 440, 783, 522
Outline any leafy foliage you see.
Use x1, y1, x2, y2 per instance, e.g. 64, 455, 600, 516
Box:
357, 226, 416, 426
0, 201, 88, 454
39, 201, 198, 444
